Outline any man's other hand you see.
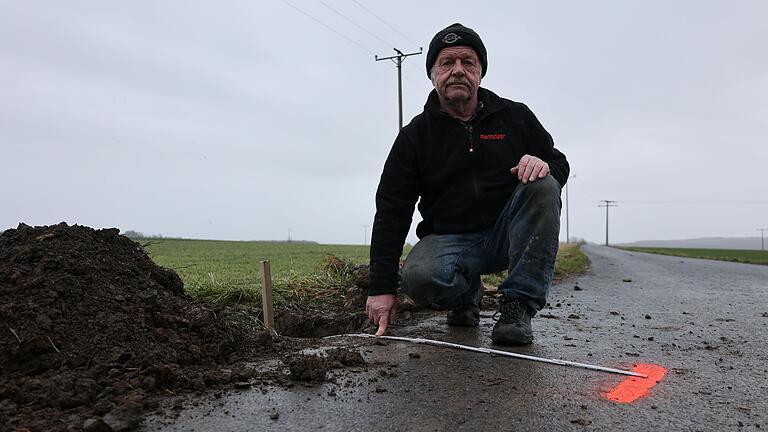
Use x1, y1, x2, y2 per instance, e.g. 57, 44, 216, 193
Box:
365, 294, 397, 336
510, 154, 549, 184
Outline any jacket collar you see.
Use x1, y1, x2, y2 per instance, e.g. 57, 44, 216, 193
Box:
423, 87, 504, 120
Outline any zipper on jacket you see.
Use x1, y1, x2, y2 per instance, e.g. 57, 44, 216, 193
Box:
467, 125, 474, 153
466, 124, 480, 200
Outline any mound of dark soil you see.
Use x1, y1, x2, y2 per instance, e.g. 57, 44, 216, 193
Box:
0, 223, 266, 431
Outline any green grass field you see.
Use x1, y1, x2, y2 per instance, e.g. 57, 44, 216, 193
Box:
141, 239, 588, 307
142, 239, 372, 283
619, 246, 768, 265
141, 239, 380, 304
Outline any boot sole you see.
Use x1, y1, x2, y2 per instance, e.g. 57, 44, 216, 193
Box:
491, 327, 533, 345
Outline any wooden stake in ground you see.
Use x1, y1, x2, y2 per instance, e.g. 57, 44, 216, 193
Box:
260, 260, 274, 330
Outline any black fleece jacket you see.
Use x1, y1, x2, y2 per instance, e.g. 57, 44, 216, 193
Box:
368, 87, 569, 296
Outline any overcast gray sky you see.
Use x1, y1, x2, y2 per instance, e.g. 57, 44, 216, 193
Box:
2, 1, 767, 245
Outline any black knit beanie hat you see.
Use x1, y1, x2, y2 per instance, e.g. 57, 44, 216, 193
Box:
425, 23, 487, 78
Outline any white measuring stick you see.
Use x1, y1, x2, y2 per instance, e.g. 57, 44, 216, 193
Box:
327, 333, 647, 378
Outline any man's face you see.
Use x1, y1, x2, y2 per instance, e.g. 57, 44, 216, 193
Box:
431, 46, 482, 104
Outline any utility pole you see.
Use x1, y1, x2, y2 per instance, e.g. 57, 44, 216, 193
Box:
758, 228, 767, 251
375, 48, 422, 130
565, 174, 576, 243
362, 225, 369, 246
598, 200, 618, 246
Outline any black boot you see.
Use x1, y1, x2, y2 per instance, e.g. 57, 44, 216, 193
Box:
491, 298, 533, 345
446, 283, 483, 327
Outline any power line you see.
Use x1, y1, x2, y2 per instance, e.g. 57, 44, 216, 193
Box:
315, 0, 396, 49
619, 200, 768, 205
403, 72, 428, 90
278, 0, 427, 130
278, 0, 375, 55
598, 200, 618, 246
376, 48, 423, 130
350, 0, 421, 48
312, 0, 430, 123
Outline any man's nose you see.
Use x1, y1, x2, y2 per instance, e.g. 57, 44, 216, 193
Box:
450, 62, 466, 76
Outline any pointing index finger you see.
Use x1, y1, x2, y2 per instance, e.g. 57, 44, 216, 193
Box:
375, 314, 389, 336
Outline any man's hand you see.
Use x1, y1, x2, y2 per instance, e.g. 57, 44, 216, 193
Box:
510, 154, 549, 184
365, 294, 397, 336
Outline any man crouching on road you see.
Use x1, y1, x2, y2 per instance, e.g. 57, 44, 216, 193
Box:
366, 23, 569, 346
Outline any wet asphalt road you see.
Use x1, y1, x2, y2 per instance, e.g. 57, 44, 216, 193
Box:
142, 245, 768, 431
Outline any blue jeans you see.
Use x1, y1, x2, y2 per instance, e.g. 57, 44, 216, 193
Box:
401, 175, 561, 313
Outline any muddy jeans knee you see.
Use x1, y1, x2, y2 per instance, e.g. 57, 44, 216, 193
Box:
401, 233, 485, 309
492, 175, 562, 312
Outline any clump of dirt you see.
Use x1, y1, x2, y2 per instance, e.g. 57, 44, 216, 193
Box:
327, 348, 365, 367
286, 348, 366, 383
286, 354, 328, 383
0, 223, 269, 431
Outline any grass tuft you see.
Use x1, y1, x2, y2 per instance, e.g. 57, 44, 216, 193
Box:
186, 272, 261, 304
278, 254, 358, 307
554, 243, 591, 277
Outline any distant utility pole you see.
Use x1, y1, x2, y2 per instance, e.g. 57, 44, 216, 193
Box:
565, 174, 576, 243
758, 228, 767, 251
375, 47, 422, 130
362, 225, 369, 246
288, 229, 292, 243
598, 200, 618, 246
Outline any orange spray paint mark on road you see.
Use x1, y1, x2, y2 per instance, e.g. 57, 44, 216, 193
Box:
605, 364, 667, 404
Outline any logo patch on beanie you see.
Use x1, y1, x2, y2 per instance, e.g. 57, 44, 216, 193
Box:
442, 33, 461, 43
